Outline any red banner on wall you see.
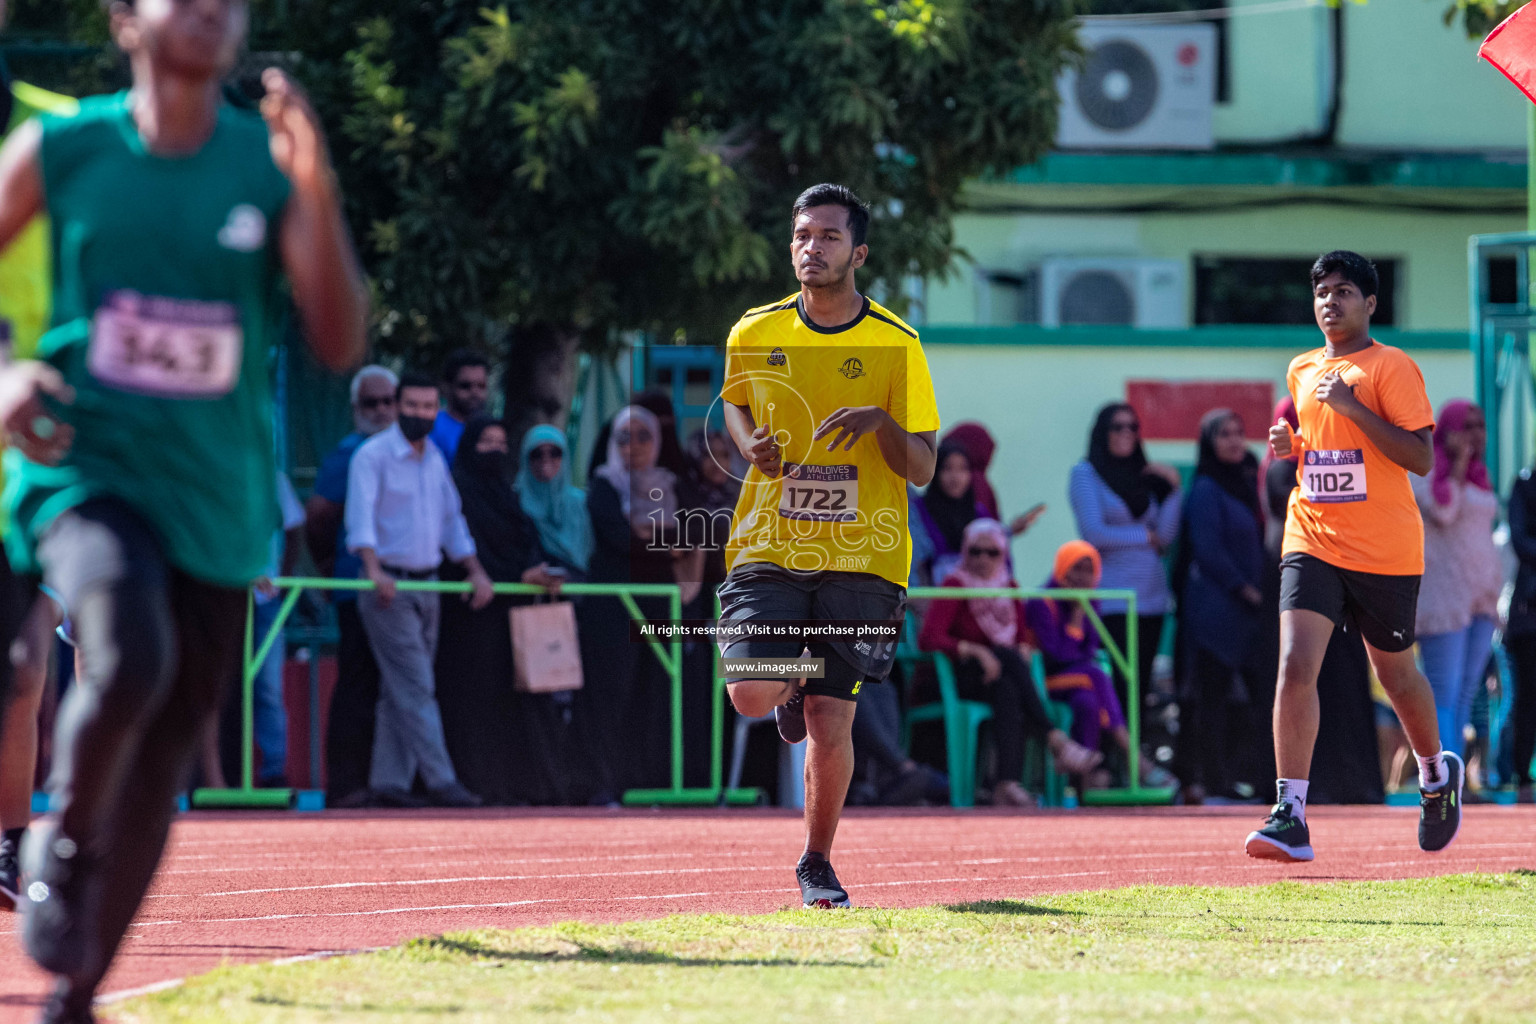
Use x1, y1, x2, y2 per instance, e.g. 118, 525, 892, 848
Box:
1124, 380, 1275, 441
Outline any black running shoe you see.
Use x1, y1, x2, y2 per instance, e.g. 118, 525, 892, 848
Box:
0, 831, 18, 912
1244, 804, 1315, 862
776, 688, 807, 744
1419, 751, 1464, 853
796, 853, 850, 909
20, 821, 100, 978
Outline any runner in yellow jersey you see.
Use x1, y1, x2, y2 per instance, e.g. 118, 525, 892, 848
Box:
717, 184, 939, 908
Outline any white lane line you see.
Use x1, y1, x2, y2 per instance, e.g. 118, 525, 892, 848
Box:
94, 947, 386, 1008
151, 849, 1249, 900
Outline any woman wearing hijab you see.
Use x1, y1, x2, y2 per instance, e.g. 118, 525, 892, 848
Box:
1068, 403, 1183, 713
916, 442, 989, 585
1024, 541, 1170, 791
942, 422, 1047, 536
515, 424, 592, 576
1174, 410, 1267, 804
1413, 400, 1502, 764
919, 520, 1102, 805
572, 406, 699, 803
436, 417, 569, 805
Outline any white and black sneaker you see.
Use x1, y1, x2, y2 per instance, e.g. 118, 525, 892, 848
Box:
1244, 804, 1315, 862
796, 853, 850, 909
0, 831, 19, 912
1419, 751, 1464, 853
776, 689, 807, 744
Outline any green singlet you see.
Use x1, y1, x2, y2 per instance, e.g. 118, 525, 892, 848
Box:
3, 91, 292, 587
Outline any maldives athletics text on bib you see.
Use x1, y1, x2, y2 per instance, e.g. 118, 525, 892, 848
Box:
1300, 448, 1367, 504
2, 93, 292, 588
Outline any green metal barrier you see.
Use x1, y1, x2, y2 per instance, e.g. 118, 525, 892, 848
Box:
198, 577, 1171, 811
906, 586, 1174, 806
192, 576, 746, 810
704, 585, 1172, 809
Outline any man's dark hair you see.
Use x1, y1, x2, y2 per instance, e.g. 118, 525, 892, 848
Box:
1310, 250, 1379, 300
791, 183, 870, 249
441, 348, 489, 384
396, 370, 438, 399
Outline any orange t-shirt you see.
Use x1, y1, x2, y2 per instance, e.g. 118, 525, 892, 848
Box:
1281, 341, 1435, 576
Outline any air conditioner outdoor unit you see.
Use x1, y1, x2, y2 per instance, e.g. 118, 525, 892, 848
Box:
1039, 257, 1188, 329
1056, 22, 1215, 150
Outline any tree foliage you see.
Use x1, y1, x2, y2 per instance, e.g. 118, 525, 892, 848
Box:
277, 1, 1077, 389
1444, 0, 1522, 38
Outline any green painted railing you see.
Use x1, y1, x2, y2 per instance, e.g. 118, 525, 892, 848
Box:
194, 576, 718, 810
906, 586, 1173, 806
200, 578, 1173, 811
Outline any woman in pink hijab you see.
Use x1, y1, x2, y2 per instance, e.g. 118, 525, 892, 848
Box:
1412, 400, 1502, 766
918, 519, 1101, 805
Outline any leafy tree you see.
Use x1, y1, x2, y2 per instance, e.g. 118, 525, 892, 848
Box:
1443, 0, 1521, 38
5, 1, 1080, 432
273, 0, 1078, 430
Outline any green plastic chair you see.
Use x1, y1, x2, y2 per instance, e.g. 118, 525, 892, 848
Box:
895, 611, 993, 808
1025, 651, 1075, 807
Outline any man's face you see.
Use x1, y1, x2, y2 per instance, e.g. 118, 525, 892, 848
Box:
1313, 271, 1376, 341
791, 205, 866, 289
398, 385, 440, 421
448, 365, 489, 418
352, 376, 397, 435
114, 0, 248, 81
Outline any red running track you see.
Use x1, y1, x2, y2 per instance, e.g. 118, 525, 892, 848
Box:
0, 806, 1532, 1022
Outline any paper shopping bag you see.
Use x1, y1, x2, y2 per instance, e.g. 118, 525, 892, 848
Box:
510, 600, 584, 693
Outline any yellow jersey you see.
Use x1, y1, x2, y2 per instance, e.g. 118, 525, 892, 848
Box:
721, 292, 940, 587
0, 81, 77, 359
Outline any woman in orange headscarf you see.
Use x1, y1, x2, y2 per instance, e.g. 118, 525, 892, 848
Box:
1024, 541, 1171, 788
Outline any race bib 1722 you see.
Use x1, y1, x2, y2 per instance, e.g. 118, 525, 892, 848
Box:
1301, 448, 1367, 503
778, 463, 859, 523
88, 290, 242, 399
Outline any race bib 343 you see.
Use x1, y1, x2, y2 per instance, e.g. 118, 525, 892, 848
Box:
88, 290, 242, 399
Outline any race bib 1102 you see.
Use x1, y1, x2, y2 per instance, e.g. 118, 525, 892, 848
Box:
778, 463, 859, 523
1301, 448, 1367, 504
88, 290, 242, 399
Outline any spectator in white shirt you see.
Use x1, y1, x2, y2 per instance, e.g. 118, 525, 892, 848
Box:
345, 371, 494, 807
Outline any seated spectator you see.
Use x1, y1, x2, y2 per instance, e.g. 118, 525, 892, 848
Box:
345, 371, 494, 808
1173, 409, 1267, 804
306, 364, 396, 805
429, 349, 490, 464
514, 424, 592, 577
919, 520, 1102, 805
437, 417, 569, 805
1025, 541, 1169, 790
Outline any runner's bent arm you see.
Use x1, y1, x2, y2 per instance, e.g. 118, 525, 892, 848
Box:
0, 121, 42, 257
811, 406, 937, 486
266, 71, 367, 373
725, 401, 783, 478
1316, 372, 1433, 475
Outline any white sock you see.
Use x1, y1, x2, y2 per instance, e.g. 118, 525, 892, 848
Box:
1416, 751, 1448, 790
1276, 778, 1309, 822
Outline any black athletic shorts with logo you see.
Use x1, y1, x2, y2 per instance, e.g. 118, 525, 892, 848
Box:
716, 561, 906, 701
1278, 551, 1421, 653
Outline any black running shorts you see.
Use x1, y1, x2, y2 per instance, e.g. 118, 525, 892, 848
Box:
1278, 551, 1421, 653
716, 561, 906, 701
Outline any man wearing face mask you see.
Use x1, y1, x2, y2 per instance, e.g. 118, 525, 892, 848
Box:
345, 371, 494, 807
307, 364, 398, 805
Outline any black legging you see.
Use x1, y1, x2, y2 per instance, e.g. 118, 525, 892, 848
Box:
1501, 633, 1536, 786
953, 645, 1057, 783
35, 499, 244, 1004
1101, 612, 1164, 716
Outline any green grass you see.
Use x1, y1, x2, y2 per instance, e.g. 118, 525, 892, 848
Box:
115, 873, 1536, 1023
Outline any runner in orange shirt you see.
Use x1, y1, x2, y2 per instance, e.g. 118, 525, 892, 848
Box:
1246, 250, 1461, 862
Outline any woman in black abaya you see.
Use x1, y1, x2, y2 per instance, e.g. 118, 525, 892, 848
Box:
435, 416, 570, 805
